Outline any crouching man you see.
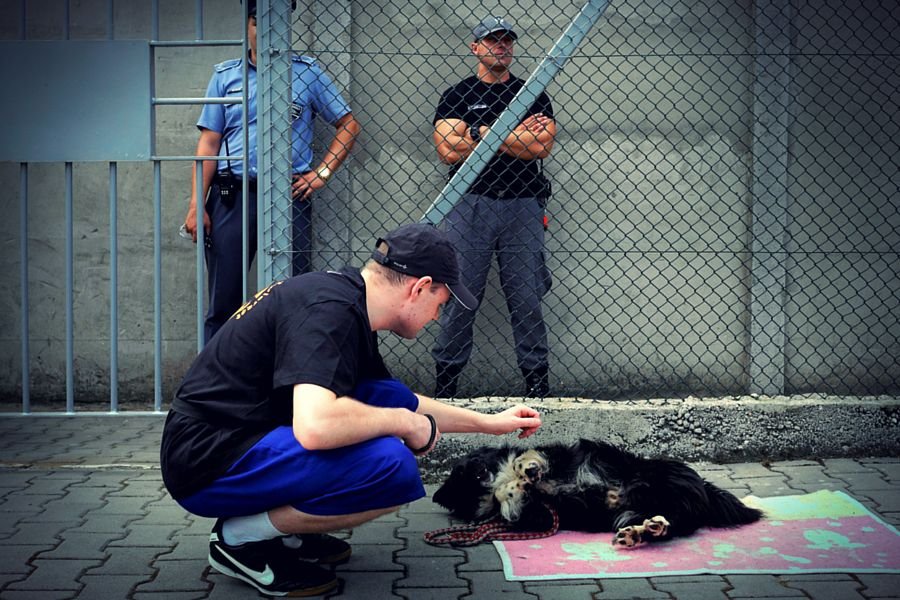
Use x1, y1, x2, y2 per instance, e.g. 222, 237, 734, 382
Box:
160, 222, 542, 596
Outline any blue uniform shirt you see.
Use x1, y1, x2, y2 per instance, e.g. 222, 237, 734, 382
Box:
197, 54, 351, 179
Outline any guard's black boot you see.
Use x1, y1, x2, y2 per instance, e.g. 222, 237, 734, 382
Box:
434, 363, 463, 398
523, 365, 550, 398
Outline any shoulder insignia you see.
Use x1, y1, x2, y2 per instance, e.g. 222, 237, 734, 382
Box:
214, 58, 242, 73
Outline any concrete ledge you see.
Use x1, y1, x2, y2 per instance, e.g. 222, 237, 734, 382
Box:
417, 393, 900, 483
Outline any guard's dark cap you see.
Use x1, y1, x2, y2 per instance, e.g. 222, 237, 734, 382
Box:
472, 16, 518, 42
372, 223, 477, 310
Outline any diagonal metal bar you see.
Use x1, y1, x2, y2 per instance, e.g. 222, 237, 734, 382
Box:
421, 0, 612, 225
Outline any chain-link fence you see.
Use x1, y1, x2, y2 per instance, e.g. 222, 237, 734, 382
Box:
276, 0, 900, 399
1, 0, 898, 409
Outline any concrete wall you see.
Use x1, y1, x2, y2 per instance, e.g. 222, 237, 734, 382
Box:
0, 0, 897, 408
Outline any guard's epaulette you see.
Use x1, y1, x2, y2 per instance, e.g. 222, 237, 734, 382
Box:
292, 54, 317, 67
214, 58, 242, 73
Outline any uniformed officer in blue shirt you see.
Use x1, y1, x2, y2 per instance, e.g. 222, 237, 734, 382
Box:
183, 0, 361, 343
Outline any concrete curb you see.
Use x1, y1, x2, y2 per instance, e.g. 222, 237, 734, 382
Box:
418, 393, 900, 482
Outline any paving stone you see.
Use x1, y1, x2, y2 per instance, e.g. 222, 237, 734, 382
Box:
820, 459, 879, 474
781, 578, 866, 599
396, 534, 466, 559
133, 593, 209, 600
2, 522, 65, 545
77, 574, 141, 599
405, 492, 450, 514
68, 473, 128, 490
460, 571, 536, 598
348, 519, 403, 544
743, 477, 801, 497
134, 503, 194, 526
524, 581, 602, 598
454, 543, 504, 572
37, 530, 124, 560
0, 544, 48, 575
652, 576, 730, 599
206, 570, 266, 598
724, 574, 804, 597
395, 556, 466, 588
830, 472, 892, 490
0, 472, 38, 488
106, 480, 165, 497
177, 516, 217, 536
400, 510, 461, 533
864, 461, 900, 483
857, 489, 900, 512
855, 573, 900, 597
592, 579, 671, 599
156, 534, 211, 562
30, 502, 106, 523
134, 558, 209, 593
66, 512, 140, 534
730, 464, 778, 479
340, 543, 404, 572
324, 571, 403, 598
6, 558, 104, 591
0, 591, 78, 600
108, 523, 180, 547
84, 546, 170, 576
395, 588, 470, 600
0, 492, 64, 512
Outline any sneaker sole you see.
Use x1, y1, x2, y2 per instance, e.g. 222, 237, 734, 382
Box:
209, 555, 338, 597
315, 546, 352, 566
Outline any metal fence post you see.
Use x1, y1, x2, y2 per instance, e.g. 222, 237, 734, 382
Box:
749, 0, 792, 395
258, 0, 294, 285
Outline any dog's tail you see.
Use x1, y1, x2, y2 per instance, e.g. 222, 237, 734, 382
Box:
704, 482, 764, 527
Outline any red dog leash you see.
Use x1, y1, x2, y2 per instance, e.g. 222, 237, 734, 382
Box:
423, 504, 560, 547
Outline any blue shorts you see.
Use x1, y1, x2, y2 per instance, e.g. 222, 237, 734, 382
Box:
177, 379, 426, 518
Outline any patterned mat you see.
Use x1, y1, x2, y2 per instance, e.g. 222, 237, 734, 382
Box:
495, 490, 900, 580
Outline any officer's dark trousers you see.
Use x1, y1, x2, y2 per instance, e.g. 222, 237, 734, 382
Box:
203, 183, 312, 343
432, 193, 552, 372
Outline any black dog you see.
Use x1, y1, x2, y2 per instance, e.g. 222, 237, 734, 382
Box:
433, 439, 763, 547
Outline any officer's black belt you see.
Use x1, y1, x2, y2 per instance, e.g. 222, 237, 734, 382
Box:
213, 172, 257, 192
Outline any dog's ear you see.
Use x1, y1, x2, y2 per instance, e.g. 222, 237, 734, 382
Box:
433, 462, 488, 521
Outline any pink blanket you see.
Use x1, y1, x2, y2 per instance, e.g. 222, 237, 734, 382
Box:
494, 490, 900, 580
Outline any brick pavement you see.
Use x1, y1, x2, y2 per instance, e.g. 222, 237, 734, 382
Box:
0, 416, 897, 599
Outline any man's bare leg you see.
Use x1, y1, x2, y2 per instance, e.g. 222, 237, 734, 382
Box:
269, 504, 400, 534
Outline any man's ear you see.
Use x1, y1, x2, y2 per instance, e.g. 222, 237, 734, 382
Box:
410, 276, 433, 298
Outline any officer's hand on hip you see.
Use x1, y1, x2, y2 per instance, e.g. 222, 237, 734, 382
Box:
291, 171, 329, 201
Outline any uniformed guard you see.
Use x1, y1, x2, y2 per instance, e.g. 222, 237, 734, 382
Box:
183, 0, 361, 343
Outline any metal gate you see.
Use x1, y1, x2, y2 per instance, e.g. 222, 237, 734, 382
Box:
2, 0, 898, 413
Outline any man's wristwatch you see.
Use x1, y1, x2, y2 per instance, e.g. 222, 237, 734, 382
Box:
316, 166, 333, 181
469, 125, 481, 142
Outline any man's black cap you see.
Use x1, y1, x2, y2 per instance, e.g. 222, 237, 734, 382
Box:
372, 223, 477, 310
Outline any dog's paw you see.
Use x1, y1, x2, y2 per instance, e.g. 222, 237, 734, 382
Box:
513, 449, 548, 484
612, 525, 644, 548
644, 515, 670, 537
611, 515, 671, 549
496, 477, 528, 522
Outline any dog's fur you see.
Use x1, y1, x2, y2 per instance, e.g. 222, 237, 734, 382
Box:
433, 439, 763, 547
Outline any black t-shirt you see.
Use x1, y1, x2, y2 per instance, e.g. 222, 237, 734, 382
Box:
433, 75, 554, 199
160, 267, 390, 500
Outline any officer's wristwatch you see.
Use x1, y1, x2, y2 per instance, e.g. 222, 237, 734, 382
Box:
469, 125, 482, 142
316, 166, 333, 181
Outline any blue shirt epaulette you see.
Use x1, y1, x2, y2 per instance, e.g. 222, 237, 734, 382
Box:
292, 54, 316, 67
214, 58, 242, 73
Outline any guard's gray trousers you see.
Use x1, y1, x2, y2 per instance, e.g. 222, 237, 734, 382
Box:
432, 193, 552, 372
